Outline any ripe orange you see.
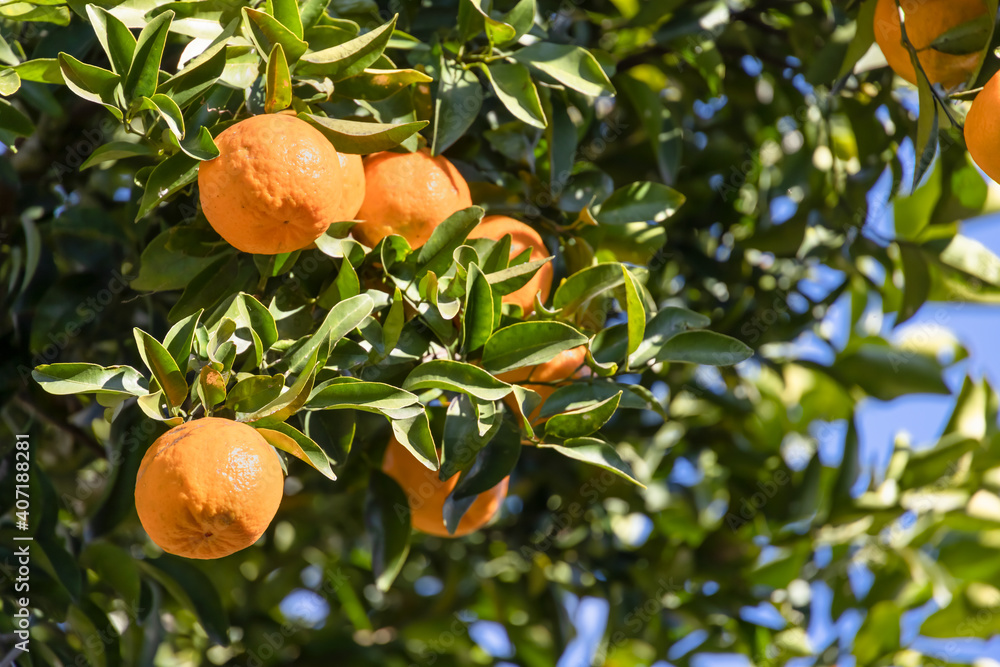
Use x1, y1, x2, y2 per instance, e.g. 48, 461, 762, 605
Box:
134, 417, 284, 559
198, 114, 364, 255
337, 152, 365, 221
498, 345, 590, 424
381, 436, 508, 538
353, 148, 472, 248
966, 70, 1000, 182
467, 215, 553, 315
873, 0, 987, 88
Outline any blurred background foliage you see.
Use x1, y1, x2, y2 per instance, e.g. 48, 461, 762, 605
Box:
4, 0, 1000, 665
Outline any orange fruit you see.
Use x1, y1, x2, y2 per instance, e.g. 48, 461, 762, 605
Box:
498, 345, 590, 424
467, 215, 553, 315
381, 436, 508, 538
338, 152, 365, 221
198, 114, 364, 255
353, 148, 472, 248
134, 418, 284, 559
966, 70, 1000, 182
873, 0, 987, 88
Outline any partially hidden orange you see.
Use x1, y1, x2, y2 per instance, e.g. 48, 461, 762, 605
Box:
873, 0, 988, 88
353, 148, 472, 248
467, 215, 554, 315
381, 437, 508, 538
134, 417, 284, 559
198, 114, 365, 255
966, 69, 1000, 182
498, 345, 591, 424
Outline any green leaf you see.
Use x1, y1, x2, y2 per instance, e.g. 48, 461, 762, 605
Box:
134, 328, 188, 409
622, 267, 645, 361
832, 342, 950, 400
302, 114, 428, 154
837, 0, 877, 79
169, 254, 255, 322
163, 309, 202, 372
463, 0, 516, 43
482, 321, 589, 374
283, 293, 373, 375
243, 7, 308, 64
80, 141, 156, 170
594, 181, 685, 225
928, 14, 991, 55
383, 287, 405, 354
654, 330, 752, 366
256, 421, 336, 480
178, 125, 221, 161
227, 375, 285, 417
894, 159, 942, 240
389, 409, 439, 471
462, 263, 494, 353
538, 437, 643, 486
0, 68, 20, 96
0, 33, 18, 67
498, 0, 534, 45
440, 394, 501, 480
478, 62, 546, 128
157, 22, 234, 109
366, 470, 411, 591
898, 243, 930, 325
415, 206, 485, 276
552, 261, 627, 314
86, 4, 136, 77
124, 10, 174, 102
270, 0, 304, 39
334, 68, 432, 100
544, 391, 621, 439
131, 227, 231, 291
538, 381, 666, 419
265, 43, 292, 114
0, 98, 33, 137
912, 54, 938, 190
431, 56, 482, 155
138, 93, 185, 140
11, 58, 62, 84
298, 15, 397, 80
512, 42, 615, 97
403, 360, 513, 401
33, 363, 147, 397
451, 423, 520, 500
246, 347, 321, 425
136, 152, 200, 221
631, 307, 711, 366
58, 53, 120, 111
197, 365, 226, 408
140, 556, 230, 646
307, 377, 424, 420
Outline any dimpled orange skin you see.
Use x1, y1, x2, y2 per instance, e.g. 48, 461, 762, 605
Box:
498, 345, 591, 424
353, 148, 472, 248
873, 0, 987, 88
134, 418, 284, 559
198, 114, 357, 255
381, 437, 508, 538
467, 215, 553, 315
966, 70, 1000, 182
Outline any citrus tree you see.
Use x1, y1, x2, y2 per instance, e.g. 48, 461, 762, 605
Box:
4, 0, 1000, 664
